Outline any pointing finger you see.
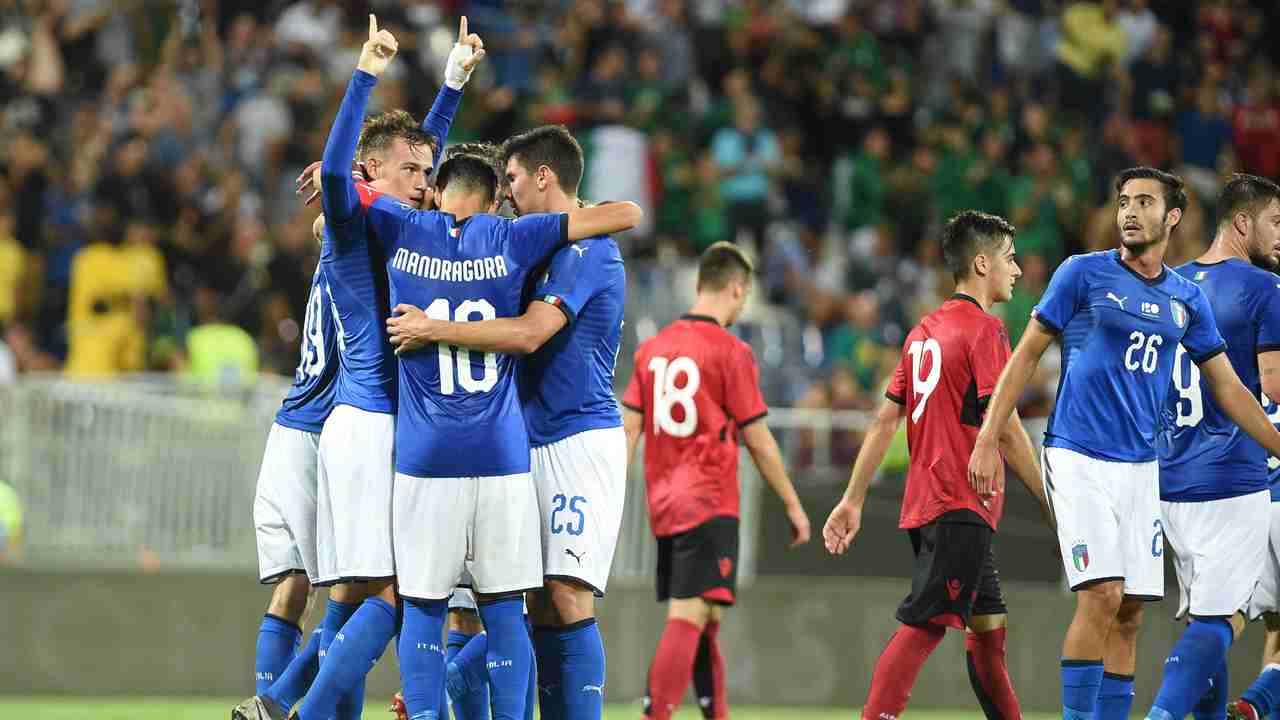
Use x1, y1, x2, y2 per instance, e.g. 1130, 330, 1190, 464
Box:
369, 14, 377, 39
459, 16, 467, 43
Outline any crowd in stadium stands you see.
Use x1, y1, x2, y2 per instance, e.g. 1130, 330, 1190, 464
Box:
0, 1, 1277, 410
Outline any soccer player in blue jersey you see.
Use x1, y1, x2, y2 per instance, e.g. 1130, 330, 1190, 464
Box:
386, 125, 626, 720
1151, 173, 1280, 720
968, 167, 1280, 720
246, 212, 338, 708
309, 20, 642, 720
1236, 390, 1280, 720
233, 15, 483, 720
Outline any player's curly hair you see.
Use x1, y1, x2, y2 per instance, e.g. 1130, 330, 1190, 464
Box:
697, 241, 754, 292
1115, 167, 1188, 218
500, 125, 584, 195
356, 109, 436, 163
1217, 173, 1280, 227
941, 210, 1016, 282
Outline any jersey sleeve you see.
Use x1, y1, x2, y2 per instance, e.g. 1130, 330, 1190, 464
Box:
725, 343, 768, 427
1031, 255, 1088, 334
885, 352, 907, 405
320, 70, 377, 226
1183, 285, 1227, 363
533, 238, 611, 324
1256, 281, 1280, 353
972, 319, 1013, 401
506, 212, 570, 269
622, 351, 646, 413
344, 182, 412, 249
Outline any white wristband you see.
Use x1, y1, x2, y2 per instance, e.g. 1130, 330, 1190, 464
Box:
444, 43, 474, 90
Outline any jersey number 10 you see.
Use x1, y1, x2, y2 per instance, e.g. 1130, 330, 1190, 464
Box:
426, 298, 499, 395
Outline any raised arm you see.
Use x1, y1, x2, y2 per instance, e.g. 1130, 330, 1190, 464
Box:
823, 397, 905, 555
421, 16, 485, 157
1200, 353, 1280, 458
567, 202, 643, 241
968, 319, 1055, 491
387, 301, 567, 356
321, 16, 398, 225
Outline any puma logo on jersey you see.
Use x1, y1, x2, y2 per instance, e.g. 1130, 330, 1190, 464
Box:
570, 243, 588, 257
1106, 292, 1127, 309
565, 548, 586, 565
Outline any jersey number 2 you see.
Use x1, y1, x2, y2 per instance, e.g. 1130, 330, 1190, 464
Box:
426, 298, 499, 395
906, 339, 941, 423
649, 356, 700, 437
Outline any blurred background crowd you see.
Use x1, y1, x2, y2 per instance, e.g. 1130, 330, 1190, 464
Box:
1, 0, 1278, 428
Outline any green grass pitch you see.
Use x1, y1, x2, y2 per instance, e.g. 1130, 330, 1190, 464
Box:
0, 696, 1069, 719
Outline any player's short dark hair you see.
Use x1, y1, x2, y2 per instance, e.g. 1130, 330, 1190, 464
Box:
1217, 173, 1280, 227
357, 110, 436, 164
941, 210, 1016, 282
444, 141, 506, 195
436, 153, 498, 205
1114, 166, 1188, 216
697, 241, 754, 292
500, 125, 584, 195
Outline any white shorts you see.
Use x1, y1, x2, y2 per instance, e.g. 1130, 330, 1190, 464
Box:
1043, 446, 1163, 598
532, 427, 627, 595
449, 569, 477, 612
1248, 501, 1280, 619
315, 404, 396, 585
1163, 490, 1269, 619
254, 423, 320, 583
394, 471, 543, 601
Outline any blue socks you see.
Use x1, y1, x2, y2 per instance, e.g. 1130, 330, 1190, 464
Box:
478, 598, 534, 720
1243, 664, 1280, 720
448, 632, 492, 720
1148, 618, 1234, 720
444, 630, 474, 718
255, 614, 303, 695
264, 627, 322, 712
296, 596, 396, 720
1192, 659, 1228, 720
558, 619, 606, 720
1063, 659, 1105, 720
315, 598, 364, 720
399, 598, 449, 720
532, 627, 563, 720
1097, 672, 1134, 720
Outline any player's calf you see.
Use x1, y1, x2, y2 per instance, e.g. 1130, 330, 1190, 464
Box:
476, 592, 535, 720
965, 614, 1021, 720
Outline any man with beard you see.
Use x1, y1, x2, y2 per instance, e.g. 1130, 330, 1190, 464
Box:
968, 167, 1280, 720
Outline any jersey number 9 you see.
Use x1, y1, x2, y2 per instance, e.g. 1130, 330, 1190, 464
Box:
426, 298, 499, 395
1171, 344, 1203, 428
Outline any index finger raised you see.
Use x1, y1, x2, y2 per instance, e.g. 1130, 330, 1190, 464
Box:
458, 15, 467, 43
369, 14, 378, 39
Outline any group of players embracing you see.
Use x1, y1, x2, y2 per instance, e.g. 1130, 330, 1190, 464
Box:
824, 168, 1280, 720
233, 11, 815, 720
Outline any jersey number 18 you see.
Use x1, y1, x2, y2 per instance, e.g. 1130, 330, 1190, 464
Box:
649, 356, 700, 437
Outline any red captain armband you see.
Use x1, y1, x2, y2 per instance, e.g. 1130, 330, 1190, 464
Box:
356, 181, 384, 210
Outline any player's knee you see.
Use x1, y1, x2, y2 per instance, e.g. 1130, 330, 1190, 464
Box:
448, 608, 484, 636
1076, 581, 1125, 621
329, 580, 367, 604
546, 578, 594, 625
268, 574, 313, 624
1110, 601, 1144, 642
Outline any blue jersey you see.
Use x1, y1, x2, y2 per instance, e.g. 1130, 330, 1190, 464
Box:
1159, 259, 1280, 501
1267, 392, 1280, 498
520, 237, 626, 447
274, 266, 339, 433
318, 70, 459, 416
1034, 250, 1226, 463
360, 198, 570, 477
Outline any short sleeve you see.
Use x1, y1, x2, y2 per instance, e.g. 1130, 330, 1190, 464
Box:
507, 212, 569, 269
1257, 281, 1280, 353
972, 319, 1013, 400
622, 352, 646, 413
885, 353, 907, 405
1032, 255, 1089, 334
1183, 286, 1227, 363
725, 343, 768, 427
534, 238, 613, 324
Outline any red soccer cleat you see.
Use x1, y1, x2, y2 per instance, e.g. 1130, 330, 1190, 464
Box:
1228, 699, 1261, 720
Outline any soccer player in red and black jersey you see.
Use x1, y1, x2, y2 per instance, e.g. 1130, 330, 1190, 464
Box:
824, 211, 1051, 720
622, 241, 811, 720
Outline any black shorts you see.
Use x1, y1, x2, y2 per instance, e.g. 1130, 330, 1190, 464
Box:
655, 516, 739, 605
896, 510, 1007, 629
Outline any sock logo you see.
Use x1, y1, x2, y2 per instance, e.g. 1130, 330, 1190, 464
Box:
946, 579, 962, 601
581, 684, 604, 695
565, 548, 586, 565
487, 658, 515, 670
719, 557, 733, 578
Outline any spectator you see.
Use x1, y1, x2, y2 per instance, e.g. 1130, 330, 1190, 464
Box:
1055, 0, 1127, 121
844, 127, 890, 233
710, 96, 780, 251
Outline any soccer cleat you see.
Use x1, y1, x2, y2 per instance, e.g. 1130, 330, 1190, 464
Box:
230, 695, 288, 720
1228, 699, 1261, 720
